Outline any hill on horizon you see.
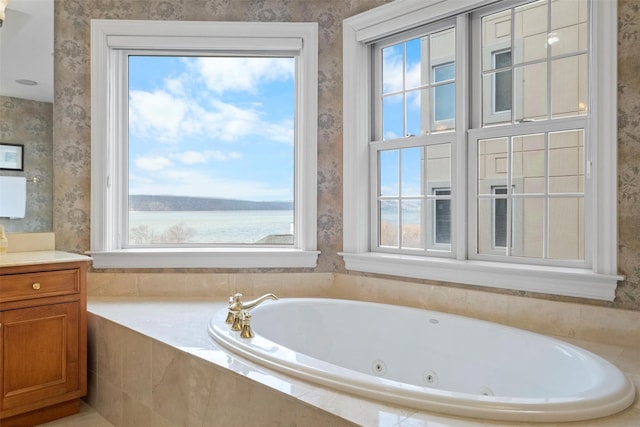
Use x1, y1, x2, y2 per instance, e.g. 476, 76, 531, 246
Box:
129, 195, 293, 211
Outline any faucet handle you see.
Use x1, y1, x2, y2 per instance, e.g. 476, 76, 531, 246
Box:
225, 293, 244, 324
240, 312, 254, 339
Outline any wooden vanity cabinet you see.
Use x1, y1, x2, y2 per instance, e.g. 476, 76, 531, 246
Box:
0, 261, 87, 426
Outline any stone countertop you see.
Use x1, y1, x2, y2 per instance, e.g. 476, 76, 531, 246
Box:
0, 250, 91, 268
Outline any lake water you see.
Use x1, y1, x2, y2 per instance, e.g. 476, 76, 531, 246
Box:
129, 210, 294, 244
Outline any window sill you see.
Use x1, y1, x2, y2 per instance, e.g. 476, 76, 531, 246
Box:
340, 252, 623, 301
91, 248, 320, 269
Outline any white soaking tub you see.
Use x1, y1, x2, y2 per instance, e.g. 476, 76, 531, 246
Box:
208, 298, 635, 422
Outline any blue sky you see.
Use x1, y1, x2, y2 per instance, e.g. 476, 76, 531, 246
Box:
128, 55, 295, 202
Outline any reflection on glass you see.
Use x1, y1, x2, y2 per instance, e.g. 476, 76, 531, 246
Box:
512, 133, 545, 194
548, 130, 584, 194
406, 89, 428, 137
516, 197, 544, 258
514, 0, 547, 64
551, 54, 588, 118
478, 137, 508, 195
379, 149, 399, 197
478, 198, 507, 256
432, 190, 451, 245
380, 27, 455, 139
482, 9, 511, 72
431, 28, 455, 78
548, 197, 584, 260
433, 82, 455, 128
514, 62, 547, 122
426, 143, 451, 191
551, 0, 588, 56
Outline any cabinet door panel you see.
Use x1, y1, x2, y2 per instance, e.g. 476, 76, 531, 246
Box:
1, 302, 80, 413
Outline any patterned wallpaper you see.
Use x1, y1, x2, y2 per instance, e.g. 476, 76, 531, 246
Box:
54, 0, 640, 311
0, 96, 53, 232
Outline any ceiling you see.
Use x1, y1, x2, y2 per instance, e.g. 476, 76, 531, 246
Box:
0, 0, 53, 103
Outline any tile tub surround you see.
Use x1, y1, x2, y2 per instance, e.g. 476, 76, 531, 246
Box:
87, 298, 639, 427
87, 272, 640, 349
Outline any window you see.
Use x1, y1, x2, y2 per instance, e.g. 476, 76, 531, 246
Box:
91, 20, 319, 268
493, 50, 512, 113
343, 0, 621, 300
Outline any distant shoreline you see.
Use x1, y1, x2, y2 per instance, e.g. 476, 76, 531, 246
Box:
129, 195, 293, 212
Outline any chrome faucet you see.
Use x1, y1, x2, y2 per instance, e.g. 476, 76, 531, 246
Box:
225, 292, 278, 333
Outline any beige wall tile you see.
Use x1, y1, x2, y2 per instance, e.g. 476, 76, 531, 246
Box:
122, 329, 152, 407
507, 296, 581, 337
151, 342, 189, 426
184, 273, 232, 298
122, 392, 153, 427
138, 273, 186, 297
88, 273, 138, 297
576, 306, 640, 348
96, 319, 124, 389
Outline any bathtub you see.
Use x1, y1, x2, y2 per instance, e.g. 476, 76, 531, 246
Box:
207, 298, 635, 422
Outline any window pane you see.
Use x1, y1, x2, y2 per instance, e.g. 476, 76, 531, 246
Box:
401, 147, 423, 196
379, 149, 399, 197
431, 28, 456, 79
128, 56, 295, 246
483, 72, 512, 125
548, 130, 584, 194
514, 62, 548, 122
406, 89, 428, 136
380, 200, 399, 247
433, 82, 455, 127
478, 198, 507, 256
494, 51, 512, 113
493, 187, 508, 248
551, 0, 588, 56
383, 93, 404, 140
382, 43, 403, 94
478, 138, 508, 196
514, 0, 547, 65
551, 54, 588, 118
433, 190, 451, 245
516, 197, 544, 259
512, 133, 545, 195
482, 9, 511, 72
426, 143, 451, 191
405, 37, 426, 90
402, 200, 423, 249
548, 197, 584, 260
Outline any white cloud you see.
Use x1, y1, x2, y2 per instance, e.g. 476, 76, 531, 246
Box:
129, 90, 190, 142
174, 150, 244, 164
177, 150, 207, 164
135, 155, 173, 171
129, 90, 293, 146
194, 57, 294, 94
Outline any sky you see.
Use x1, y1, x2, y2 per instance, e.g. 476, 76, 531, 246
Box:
128, 55, 295, 202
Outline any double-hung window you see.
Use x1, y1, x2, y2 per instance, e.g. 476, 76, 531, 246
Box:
343, 0, 621, 300
90, 20, 319, 268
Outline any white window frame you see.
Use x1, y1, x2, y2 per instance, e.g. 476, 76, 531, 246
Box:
342, 0, 622, 301
90, 20, 319, 269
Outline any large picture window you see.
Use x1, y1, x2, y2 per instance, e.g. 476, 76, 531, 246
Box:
91, 20, 319, 268
343, 0, 620, 300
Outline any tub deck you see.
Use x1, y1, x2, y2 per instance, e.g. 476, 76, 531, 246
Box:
87, 298, 640, 426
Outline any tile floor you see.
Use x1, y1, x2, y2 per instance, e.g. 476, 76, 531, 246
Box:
37, 402, 113, 427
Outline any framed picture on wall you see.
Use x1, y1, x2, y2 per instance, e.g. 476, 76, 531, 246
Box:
0, 143, 24, 171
